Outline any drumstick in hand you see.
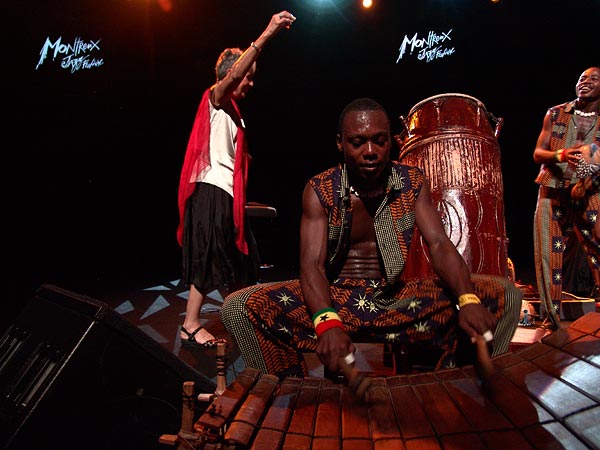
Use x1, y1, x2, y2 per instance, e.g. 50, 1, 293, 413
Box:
474, 331, 498, 395
337, 353, 371, 402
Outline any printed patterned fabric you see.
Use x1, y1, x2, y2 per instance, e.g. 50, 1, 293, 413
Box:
226, 274, 516, 379
534, 102, 600, 189
222, 161, 521, 379
308, 162, 424, 285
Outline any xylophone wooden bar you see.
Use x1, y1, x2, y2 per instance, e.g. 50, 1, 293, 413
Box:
223, 373, 279, 447
187, 312, 599, 450
194, 367, 263, 444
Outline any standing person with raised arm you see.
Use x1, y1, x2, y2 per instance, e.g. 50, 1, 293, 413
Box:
176, 11, 296, 348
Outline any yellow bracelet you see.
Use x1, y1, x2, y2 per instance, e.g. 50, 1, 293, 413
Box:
458, 293, 481, 308
555, 149, 564, 162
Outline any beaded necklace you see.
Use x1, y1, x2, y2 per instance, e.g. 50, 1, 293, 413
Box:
574, 109, 597, 117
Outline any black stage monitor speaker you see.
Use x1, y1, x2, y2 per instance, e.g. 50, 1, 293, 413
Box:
0, 284, 216, 450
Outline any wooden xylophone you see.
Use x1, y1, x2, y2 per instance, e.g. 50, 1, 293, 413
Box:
186, 312, 599, 450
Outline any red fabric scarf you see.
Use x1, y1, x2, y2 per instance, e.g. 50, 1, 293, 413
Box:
176, 88, 249, 254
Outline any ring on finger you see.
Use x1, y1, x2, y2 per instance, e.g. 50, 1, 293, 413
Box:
344, 353, 355, 365
483, 330, 494, 342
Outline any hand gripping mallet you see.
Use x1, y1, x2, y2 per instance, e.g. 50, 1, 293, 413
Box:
474, 330, 499, 395
337, 352, 372, 401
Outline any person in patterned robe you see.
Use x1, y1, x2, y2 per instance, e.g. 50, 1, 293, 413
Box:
532, 66, 600, 330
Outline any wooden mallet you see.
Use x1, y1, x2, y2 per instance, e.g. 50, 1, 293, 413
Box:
474, 330, 499, 395
337, 352, 372, 401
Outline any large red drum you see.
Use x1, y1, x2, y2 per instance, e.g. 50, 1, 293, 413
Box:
395, 93, 508, 280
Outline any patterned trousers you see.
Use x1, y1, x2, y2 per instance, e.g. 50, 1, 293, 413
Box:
221, 274, 521, 379
533, 185, 600, 329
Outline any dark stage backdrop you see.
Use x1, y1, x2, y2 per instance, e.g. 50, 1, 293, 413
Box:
8, 0, 599, 318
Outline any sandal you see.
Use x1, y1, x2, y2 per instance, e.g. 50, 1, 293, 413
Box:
180, 326, 220, 348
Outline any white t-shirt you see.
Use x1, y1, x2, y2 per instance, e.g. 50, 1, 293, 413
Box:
197, 101, 245, 196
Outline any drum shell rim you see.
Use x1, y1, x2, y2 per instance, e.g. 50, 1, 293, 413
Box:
407, 92, 488, 117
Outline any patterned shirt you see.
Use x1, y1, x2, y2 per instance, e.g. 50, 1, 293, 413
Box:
308, 162, 424, 286
535, 100, 600, 188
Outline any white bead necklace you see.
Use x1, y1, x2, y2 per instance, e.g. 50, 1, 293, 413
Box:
574, 109, 597, 117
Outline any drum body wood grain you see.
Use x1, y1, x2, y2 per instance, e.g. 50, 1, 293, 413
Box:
396, 93, 508, 280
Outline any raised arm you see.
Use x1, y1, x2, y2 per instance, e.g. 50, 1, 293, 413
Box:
212, 11, 295, 107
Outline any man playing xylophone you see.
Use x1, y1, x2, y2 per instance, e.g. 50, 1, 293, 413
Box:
221, 98, 521, 379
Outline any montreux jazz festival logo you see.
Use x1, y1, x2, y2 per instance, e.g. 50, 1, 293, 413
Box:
36, 36, 104, 73
396, 28, 455, 63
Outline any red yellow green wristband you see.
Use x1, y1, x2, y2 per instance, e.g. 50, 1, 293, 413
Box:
312, 307, 337, 324
315, 319, 344, 337
312, 307, 344, 337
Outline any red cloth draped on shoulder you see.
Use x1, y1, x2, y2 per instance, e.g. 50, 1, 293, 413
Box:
176, 88, 249, 254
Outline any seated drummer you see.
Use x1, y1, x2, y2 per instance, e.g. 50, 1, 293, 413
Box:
221, 97, 521, 380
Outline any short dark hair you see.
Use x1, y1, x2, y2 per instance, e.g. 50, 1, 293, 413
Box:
215, 48, 243, 81
337, 98, 390, 134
